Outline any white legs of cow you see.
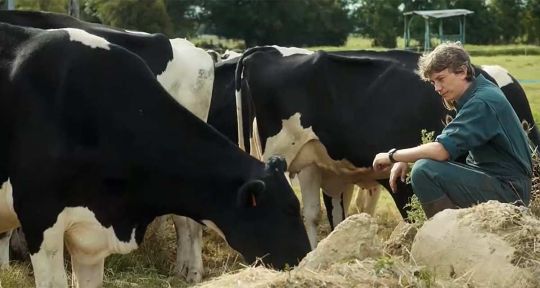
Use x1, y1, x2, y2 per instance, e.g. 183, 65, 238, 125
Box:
0, 230, 12, 269
297, 165, 322, 249
30, 223, 69, 288
172, 215, 203, 283
354, 186, 381, 215
297, 165, 380, 249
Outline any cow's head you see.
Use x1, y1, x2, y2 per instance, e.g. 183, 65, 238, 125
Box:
206, 155, 310, 269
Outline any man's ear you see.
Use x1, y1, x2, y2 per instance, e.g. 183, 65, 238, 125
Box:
237, 180, 265, 208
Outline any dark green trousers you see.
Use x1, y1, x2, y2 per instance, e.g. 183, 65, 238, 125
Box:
410, 159, 530, 208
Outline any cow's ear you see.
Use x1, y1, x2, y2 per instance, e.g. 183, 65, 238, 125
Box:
237, 180, 265, 208
266, 155, 287, 172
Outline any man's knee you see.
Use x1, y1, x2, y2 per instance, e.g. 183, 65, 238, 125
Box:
411, 159, 438, 184
411, 159, 444, 203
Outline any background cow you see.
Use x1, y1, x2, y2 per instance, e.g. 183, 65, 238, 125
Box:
0, 10, 215, 281
233, 47, 540, 248
0, 23, 310, 288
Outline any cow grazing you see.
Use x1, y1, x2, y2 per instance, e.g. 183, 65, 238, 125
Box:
0, 10, 215, 281
0, 24, 310, 288
234, 47, 540, 248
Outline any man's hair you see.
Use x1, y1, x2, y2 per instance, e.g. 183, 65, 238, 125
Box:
417, 42, 475, 82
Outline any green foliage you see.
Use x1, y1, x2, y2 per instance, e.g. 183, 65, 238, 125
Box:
84, 0, 173, 35
405, 194, 427, 225
403, 129, 434, 225
202, 0, 353, 47
352, 0, 401, 48
374, 256, 394, 275
164, 0, 201, 37
523, 0, 540, 45
16, 0, 66, 12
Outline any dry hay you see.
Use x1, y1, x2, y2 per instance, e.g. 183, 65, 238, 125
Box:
412, 201, 540, 288
383, 221, 418, 261
195, 214, 471, 288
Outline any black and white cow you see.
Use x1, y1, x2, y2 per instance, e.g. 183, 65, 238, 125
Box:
0, 23, 310, 287
234, 47, 540, 248
0, 10, 215, 281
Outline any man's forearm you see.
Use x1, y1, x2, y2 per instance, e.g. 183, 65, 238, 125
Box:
391, 142, 450, 163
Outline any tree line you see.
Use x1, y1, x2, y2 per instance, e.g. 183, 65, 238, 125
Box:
1, 0, 540, 48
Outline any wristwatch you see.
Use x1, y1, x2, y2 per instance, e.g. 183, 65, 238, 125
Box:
388, 148, 398, 163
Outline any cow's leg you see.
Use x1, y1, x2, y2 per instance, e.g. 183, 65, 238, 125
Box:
70, 256, 104, 288
29, 226, 68, 288
0, 230, 12, 269
10, 228, 30, 261
298, 165, 322, 249
379, 180, 414, 220
355, 186, 381, 215
172, 215, 203, 283
322, 183, 354, 230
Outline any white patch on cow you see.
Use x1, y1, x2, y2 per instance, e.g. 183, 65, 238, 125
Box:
31, 206, 138, 288
0, 180, 20, 233
156, 38, 214, 122
263, 113, 319, 165
222, 49, 242, 60
124, 29, 150, 35
264, 115, 386, 248
50, 28, 110, 50
481, 65, 513, 87
271, 45, 313, 57
202, 220, 227, 243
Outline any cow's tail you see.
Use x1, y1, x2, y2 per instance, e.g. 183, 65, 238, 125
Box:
234, 46, 277, 155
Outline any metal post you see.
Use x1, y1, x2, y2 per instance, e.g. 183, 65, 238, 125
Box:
68, 0, 80, 18
462, 16, 467, 44
5, 0, 15, 10
439, 19, 443, 44
404, 15, 408, 48
424, 18, 430, 51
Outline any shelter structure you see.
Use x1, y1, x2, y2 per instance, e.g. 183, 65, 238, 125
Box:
403, 9, 474, 51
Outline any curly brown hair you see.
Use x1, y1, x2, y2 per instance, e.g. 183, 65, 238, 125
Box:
417, 42, 475, 82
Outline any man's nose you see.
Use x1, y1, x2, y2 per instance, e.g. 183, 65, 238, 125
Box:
434, 83, 442, 93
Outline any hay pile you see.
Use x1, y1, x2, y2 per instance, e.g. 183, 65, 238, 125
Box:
195, 214, 467, 288
196, 200, 540, 288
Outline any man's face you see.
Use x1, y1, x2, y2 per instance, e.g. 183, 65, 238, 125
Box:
429, 68, 469, 102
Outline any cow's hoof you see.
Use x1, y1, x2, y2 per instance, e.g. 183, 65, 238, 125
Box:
175, 266, 203, 283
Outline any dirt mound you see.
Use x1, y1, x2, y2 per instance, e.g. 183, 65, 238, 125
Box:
196, 202, 540, 288
298, 213, 381, 270
412, 201, 540, 288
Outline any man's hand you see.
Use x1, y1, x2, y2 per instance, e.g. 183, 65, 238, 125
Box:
372, 152, 392, 172
389, 162, 409, 193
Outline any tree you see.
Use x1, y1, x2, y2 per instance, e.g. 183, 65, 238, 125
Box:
164, 0, 203, 37
523, 0, 540, 44
488, 0, 524, 43
202, 0, 352, 47
16, 0, 66, 12
84, 0, 173, 35
353, 0, 402, 48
